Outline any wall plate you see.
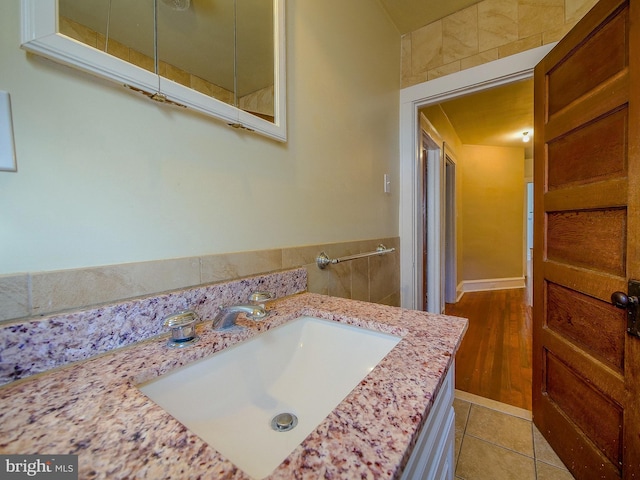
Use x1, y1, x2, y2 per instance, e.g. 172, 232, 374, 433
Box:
0, 91, 17, 172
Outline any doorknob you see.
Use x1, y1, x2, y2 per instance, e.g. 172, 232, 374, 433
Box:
611, 280, 640, 338
611, 291, 638, 309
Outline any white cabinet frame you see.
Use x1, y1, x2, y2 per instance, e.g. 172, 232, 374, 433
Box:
20, 0, 287, 142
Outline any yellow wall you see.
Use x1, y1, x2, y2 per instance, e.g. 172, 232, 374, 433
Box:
420, 108, 527, 286
0, 1, 399, 275
461, 145, 525, 281
401, 0, 599, 87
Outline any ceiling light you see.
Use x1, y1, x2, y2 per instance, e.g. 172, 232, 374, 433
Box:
522, 131, 531, 143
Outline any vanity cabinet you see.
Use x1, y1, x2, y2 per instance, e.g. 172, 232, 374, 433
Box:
401, 363, 455, 480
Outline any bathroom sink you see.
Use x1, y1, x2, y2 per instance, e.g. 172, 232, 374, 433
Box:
138, 315, 401, 479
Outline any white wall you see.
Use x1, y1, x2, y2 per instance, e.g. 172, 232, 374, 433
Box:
0, 1, 400, 274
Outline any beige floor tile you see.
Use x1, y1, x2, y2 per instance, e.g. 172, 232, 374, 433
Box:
456, 435, 536, 480
454, 398, 471, 427
465, 405, 534, 457
536, 461, 575, 480
455, 390, 531, 420
454, 399, 471, 464
533, 426, 568, 470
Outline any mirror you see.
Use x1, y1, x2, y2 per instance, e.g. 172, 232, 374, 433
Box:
20, 0, 286, 141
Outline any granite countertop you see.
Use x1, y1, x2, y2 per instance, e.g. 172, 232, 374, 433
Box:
0, 293, 467, 479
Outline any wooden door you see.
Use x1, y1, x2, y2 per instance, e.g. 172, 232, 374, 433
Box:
533, 0, 640, 478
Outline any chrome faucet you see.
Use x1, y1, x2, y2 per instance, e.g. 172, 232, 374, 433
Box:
212, 304, 267, 330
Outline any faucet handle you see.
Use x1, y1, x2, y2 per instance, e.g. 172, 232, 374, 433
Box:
246, 306, 268, 321
163, 310, 200, 348
249, 291, 273, 306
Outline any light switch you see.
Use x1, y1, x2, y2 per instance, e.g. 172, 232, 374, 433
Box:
384, 174, 391, 193
0, 91, 17, 172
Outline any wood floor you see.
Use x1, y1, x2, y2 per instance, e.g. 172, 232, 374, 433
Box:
445, 288, 533, 411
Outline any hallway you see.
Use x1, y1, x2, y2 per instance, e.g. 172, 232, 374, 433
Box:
445, 288, 532, 410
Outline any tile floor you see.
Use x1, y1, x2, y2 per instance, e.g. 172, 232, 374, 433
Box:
454, 390, 575, 480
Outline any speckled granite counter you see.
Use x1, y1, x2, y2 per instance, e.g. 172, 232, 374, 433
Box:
0, 293, 467, 479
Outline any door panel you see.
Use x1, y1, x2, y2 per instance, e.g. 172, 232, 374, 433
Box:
545, 352, 623, 467
547, 107, 628, 190
533, 0, 640, 478
547, 208, 627, 275
546, 282, 626, 371
547, 7, 628, 115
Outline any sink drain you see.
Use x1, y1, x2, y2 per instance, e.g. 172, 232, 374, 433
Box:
271, 412, 298, 432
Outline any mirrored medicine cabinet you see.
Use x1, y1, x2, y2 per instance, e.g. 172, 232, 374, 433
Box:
20, 0, 286, 142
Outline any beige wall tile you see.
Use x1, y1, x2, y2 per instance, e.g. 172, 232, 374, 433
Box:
59, 17, 98, 48
282, 244, 325, 268
306, 264, 330, 296
129, 50, 155, 73
379, 292, 400, 307
565, 0, 599, 24
31, 258, 200, 316
369, 238, 400, 303
97, 35, 129, 62
370, 251, 400, 303
201, 250, 282, 283
287, 239, 399, 305
478, 0, 518, 51
443, 6, 479, 63
328, 263, 352, 298
351, 257, 370, 302
411, 21, 444, 74
460, 48, 499, 70
191, 76, 235, 104
401, 0, 597, 92
239, 85, 275, 117
542, 21, 576, 44
518, 0, 564, 38
498, 34, 542, 58
428, 61, 461, 81
10, 238, 399, 322
159, 62, 191, 87
0, 274, 30, 322
401, 70, 430, 89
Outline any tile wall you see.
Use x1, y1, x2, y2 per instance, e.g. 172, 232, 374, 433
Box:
0, 237, 400, 323
0, 268, 307, 385
401, 0, 599, 87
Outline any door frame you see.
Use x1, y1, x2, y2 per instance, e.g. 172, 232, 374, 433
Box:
399, 44, 556, 311
444, 150, 458, 305
420, 130, 443, 312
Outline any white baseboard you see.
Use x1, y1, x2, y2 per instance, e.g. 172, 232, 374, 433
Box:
460, 277, 526, 294
455, 283, 464, 302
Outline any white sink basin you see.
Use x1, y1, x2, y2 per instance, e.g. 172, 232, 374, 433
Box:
138, 315, 401, 479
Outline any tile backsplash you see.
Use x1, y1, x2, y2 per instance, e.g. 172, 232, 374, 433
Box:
0, 237, 400, 385
1, 237, 399, 323
0, 268, 306, 386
